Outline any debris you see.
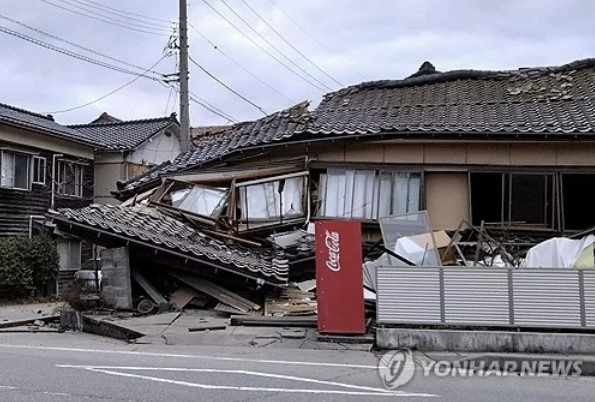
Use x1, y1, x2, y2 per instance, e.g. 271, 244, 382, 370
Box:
265, 285, 316, 316
169, 271, 260, 313
523, 235, 595, 268
0, 314, 61, 329
131, 269, 170, 313
170, 286, 203, 310
230, 315, 317, 327
136, 299, 155, 314
188, 324, 227, 332
81, 315, 146, 341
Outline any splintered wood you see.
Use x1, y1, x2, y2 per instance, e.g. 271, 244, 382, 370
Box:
264, 285, 317, 317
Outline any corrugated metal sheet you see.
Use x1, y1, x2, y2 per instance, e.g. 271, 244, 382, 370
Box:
513, 270, 581, 327
584, 271, 595, 327
377, 267, 441, 323
377, 266, 594, 329
444, 268, 509, 325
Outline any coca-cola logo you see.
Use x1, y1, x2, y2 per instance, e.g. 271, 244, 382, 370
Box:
325, 230, 341, 272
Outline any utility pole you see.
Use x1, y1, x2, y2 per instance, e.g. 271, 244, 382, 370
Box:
179, 0, 191, 152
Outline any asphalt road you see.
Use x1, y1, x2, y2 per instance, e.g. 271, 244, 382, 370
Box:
0, 332, 594, 401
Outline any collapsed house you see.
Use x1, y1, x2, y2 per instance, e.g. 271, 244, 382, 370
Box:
46, 58, 595, 328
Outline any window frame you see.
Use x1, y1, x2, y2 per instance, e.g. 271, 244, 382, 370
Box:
316, 167, 422, 221
0, 149, 32, 191
57, 160, 85, 198
32, 156, 46, 185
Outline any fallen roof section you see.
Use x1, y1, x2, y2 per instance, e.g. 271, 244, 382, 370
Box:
48, 204, 289, 286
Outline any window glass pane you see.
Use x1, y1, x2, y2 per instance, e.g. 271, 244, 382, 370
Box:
323, 169, 347, 217
393, 173, 409, 214
14, 153, 29, 189
376, 172, 393, 219
511, 174, 547, 225
172, 185, 227, 217
239, 177, 305, 220
351, 170, 375, 219
1, 152, 14, 187
407, 174, 421, 213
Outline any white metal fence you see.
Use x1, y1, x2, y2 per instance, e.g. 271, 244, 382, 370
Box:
377, 267, 595, 329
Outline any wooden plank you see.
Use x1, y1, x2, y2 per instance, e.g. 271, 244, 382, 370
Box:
170, 286, 202, 310
169, 271, 260, 313
188, 325, 226, 332
230, 315, 317, 327
0, 314, 61, 329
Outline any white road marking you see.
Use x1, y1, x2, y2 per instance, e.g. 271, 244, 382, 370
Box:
0, 343, 377, 369
84, 368, 437, 397
57, 364, 423, 395
0, 386, 17, 390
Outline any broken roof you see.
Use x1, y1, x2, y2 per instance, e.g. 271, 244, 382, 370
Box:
118, 102, 310, 193
49, 204, 289, 286
69, 114, 179, 151
0, 102, 94, 146
191, 125, 233, 147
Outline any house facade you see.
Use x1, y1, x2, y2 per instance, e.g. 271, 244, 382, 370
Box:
70, 113, 181, 204
0, 102, 95, 283
113, 58, 595, 237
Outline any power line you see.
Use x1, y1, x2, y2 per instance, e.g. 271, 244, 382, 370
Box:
0, 24, 163, 80
189, 91, 239, 123
50, 0, 172, 33
38, 0, 170, 36
189, 55, 267, 115
217, 0, 333, 91
199, 0, 327, 92
0, 13, 164, 76
190, 96, 237, 124
238, 0, 343, 87
188, 22, 296, 104
266, 0, 366, 80
46, 56, 168, 114
68, 0, 175, 28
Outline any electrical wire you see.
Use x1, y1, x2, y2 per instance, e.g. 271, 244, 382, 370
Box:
189, 91, 239, 123
188, 22, 296, 104
190, 96, 237, 124
45, 56, 168, 114
239, 0, 343, 87
66, 0, 175, 29
38, 0, 170, 36
266, 0, 366, 79
217, 0, 333, 91
189, 55, 267, 116
0, 13, 164, 76
75, 0, 174, 24
49, 0, 172, 33
0, 24, 163, 80
199, 0, 327, 92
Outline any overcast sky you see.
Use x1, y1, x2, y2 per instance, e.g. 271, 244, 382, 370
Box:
1, 0, 594, 126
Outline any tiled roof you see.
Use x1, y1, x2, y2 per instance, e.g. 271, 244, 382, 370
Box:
120, 58, 595, 194
69, 115, 178, 150
49, 204, 289, 285
308, 58, 595, 136
118, 102, 310, 192
191, 125, 233, 147
0, 102, 94, 145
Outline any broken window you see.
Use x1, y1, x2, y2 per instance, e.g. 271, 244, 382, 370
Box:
171, 185, 227, 217
470, 172, 554, 228
57, 160, 84, 197
318, 169, 420, 220
237, 174, 307, 222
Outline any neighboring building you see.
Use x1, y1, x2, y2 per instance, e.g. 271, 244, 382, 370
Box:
70, 113, 181, 204
115, 58, 595, 235
0, 102, 95, 283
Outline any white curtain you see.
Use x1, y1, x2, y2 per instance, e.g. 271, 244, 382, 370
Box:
172, 185, 227, 217
239, 177, 304, 220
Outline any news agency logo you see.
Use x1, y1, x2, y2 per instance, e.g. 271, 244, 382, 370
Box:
378, 349, 583, 389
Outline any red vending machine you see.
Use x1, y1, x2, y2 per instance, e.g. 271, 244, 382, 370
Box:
315, 220, 365, 334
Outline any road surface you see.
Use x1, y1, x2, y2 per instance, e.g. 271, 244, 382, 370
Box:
0, 332, 593, 401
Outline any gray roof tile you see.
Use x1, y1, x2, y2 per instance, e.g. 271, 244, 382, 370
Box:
0, 102, 94, 145
69, 115, 178, 150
